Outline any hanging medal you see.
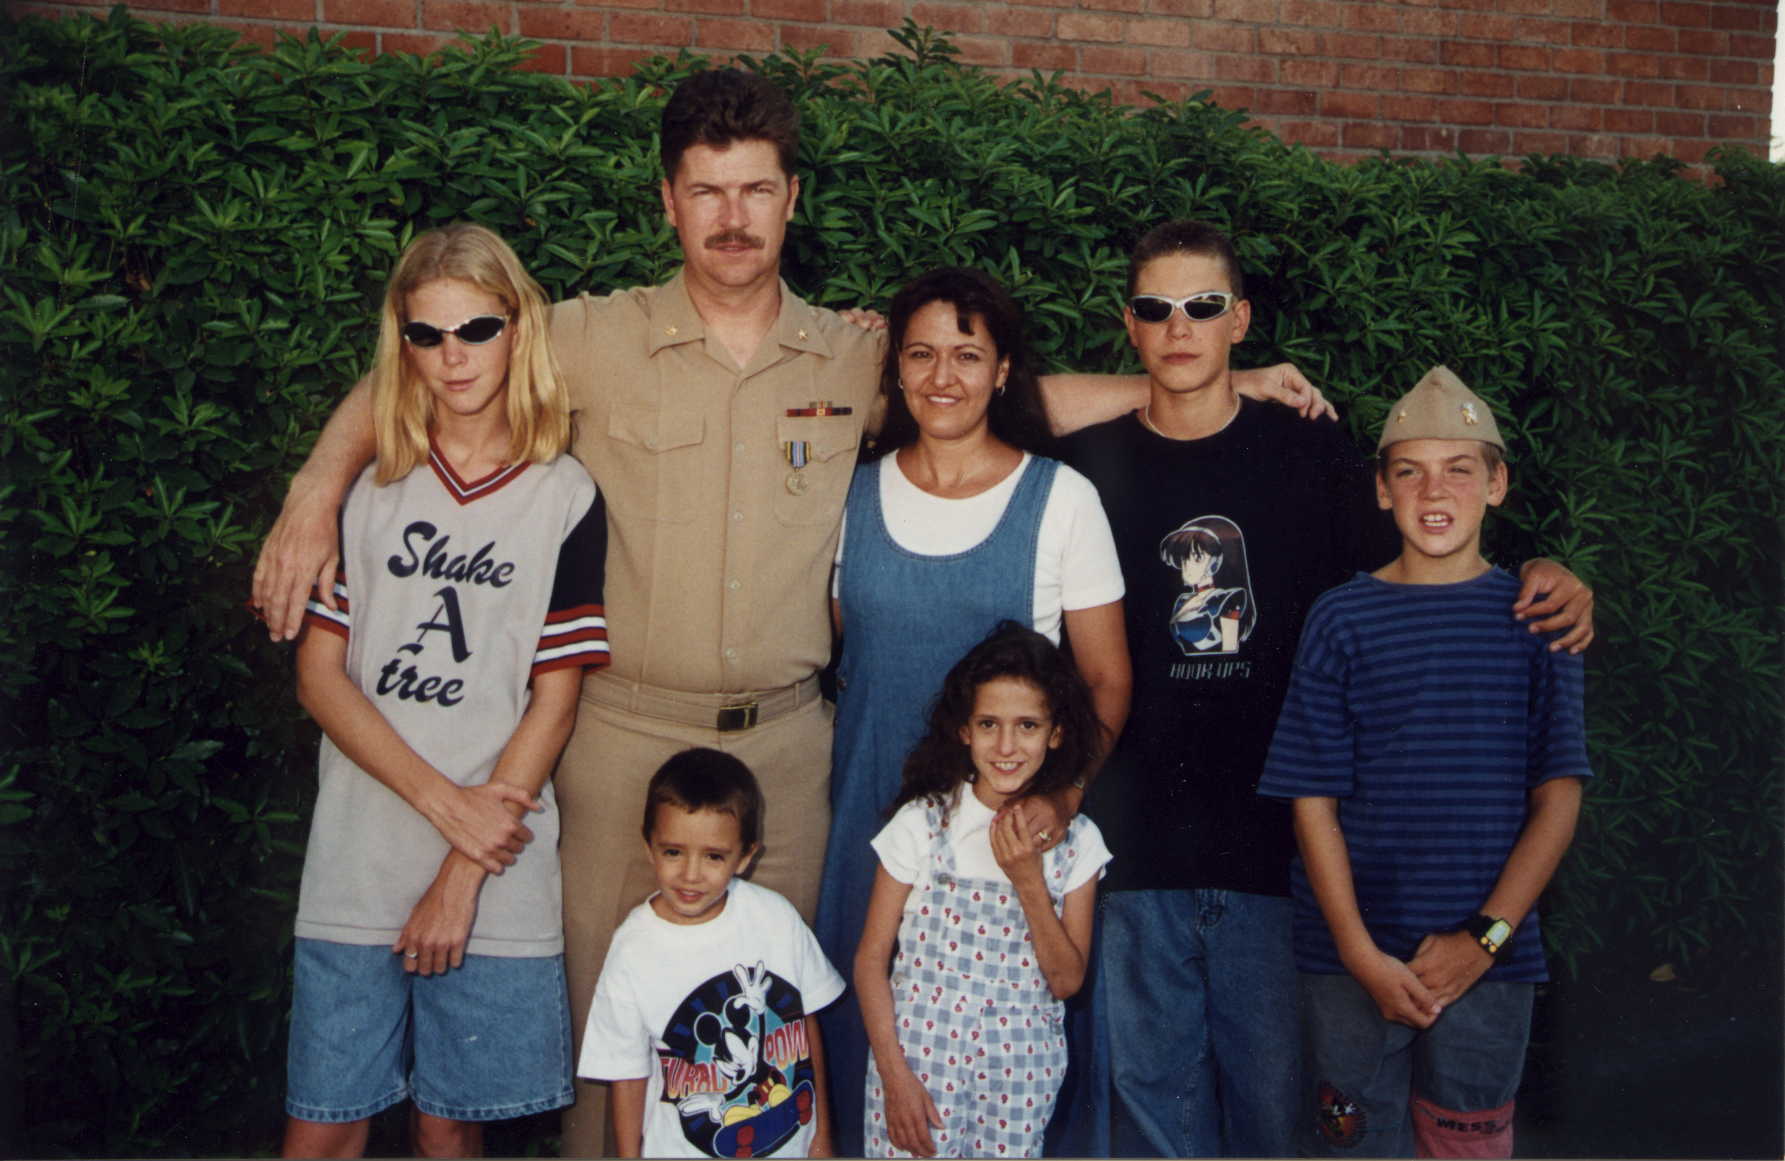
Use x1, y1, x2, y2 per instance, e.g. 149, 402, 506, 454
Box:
783, 401, 851, 495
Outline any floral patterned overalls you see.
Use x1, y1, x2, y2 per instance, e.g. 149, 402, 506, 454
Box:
863, 801, 1083, 1158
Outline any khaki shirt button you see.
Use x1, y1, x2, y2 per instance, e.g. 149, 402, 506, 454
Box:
723, 647, 738, 660
731, 511, 744, 522
734, 441, 746, 454
727, 579, 742, 591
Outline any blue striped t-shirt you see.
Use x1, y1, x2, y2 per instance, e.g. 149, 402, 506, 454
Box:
1257, 567, 1590, 983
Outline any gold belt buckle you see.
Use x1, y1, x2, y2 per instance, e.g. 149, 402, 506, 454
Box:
716, 702, 759, 732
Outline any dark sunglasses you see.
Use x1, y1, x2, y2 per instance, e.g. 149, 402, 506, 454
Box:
401, 314, 508, 348
1128, 292, 1236, 324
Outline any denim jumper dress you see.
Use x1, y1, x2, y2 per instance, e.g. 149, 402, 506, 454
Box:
863, 799, 1083, 1158
814, 453, 1058, 1155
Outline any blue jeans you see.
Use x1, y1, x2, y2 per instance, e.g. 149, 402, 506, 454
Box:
1100, 890, 1300, 1157
286, 939, 574, 1123
1300, 972, 1533, 1156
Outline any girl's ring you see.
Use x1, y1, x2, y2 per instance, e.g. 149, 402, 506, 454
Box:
405, 952, 420, 959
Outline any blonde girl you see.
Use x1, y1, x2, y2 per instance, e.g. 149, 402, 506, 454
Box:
283, 224, 610, 1158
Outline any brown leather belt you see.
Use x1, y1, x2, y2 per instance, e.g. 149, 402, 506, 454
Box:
580, 670, 822, 732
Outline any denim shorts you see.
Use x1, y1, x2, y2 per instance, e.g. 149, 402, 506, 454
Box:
1300, 971, 1533, 1155
286, 938, 574, 1124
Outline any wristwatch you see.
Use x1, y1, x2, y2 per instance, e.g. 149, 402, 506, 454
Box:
1464, 913, 1513, 957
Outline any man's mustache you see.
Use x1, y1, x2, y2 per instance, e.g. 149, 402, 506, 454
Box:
704, 230, 765, 250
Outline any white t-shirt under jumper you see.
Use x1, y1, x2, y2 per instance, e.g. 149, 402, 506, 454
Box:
834, 453, 1125, 641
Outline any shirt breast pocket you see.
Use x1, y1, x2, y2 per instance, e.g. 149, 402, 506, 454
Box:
605, 402, 705, 525
773, 414, 861, 526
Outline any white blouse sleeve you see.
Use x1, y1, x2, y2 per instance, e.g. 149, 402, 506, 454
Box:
868, 800, 929, 885
1030, 463, 1126, 640
1053, 465, 1125, 611
1060, 814, 1114, 895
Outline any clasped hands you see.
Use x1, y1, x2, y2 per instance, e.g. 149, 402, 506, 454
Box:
1350, 930, 1494, 1030
393, 781, 542, 975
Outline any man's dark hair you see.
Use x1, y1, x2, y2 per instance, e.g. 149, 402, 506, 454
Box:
642, 748, 765, 848
660, 68, 801, 182
1127, 219, 1246, 300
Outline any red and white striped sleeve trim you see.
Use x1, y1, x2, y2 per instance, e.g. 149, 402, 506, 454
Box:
532, 603, 609, 676
303, 572, 350, 640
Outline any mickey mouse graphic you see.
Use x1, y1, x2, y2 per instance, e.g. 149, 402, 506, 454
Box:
673, 962, 814, 1157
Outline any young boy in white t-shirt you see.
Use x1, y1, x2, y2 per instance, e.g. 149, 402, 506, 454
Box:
579, 749, 845, 1158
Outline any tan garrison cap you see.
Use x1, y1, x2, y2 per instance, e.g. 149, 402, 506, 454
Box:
1378, 365, 1505, 451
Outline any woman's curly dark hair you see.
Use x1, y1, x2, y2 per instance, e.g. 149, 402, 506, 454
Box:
870, 267, 1056, 460
892, 621, 1102, 824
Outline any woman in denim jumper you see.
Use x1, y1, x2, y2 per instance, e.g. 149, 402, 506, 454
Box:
812, 268, 1129, 1153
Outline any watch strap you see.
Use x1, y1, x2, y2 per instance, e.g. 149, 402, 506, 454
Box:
1464, 913, 1512, 957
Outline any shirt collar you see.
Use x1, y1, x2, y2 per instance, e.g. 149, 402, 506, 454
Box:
646, 269, 705, 355
647, 267, 836, 361
774, 286, 833, 359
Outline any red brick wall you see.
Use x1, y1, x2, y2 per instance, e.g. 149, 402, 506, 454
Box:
10, 0, 1777, 163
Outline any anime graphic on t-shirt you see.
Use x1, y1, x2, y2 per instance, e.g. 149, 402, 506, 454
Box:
1159, 515, 1257, 655
657, 961, 817, 1158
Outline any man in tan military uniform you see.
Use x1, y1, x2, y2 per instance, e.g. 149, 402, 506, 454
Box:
541, 74, 888, 1154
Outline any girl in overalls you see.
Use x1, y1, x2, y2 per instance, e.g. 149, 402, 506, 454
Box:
854, 623, 1111, 1158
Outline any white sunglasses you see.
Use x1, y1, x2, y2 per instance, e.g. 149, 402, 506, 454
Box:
1128, 292, 1237, 324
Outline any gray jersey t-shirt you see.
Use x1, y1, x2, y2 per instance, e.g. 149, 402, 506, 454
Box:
297, 446, 607, 956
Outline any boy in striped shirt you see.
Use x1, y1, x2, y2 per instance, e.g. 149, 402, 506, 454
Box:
1258, 366, 1591, 1158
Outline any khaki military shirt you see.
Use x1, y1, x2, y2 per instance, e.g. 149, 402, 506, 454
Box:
549, 270, 883, 694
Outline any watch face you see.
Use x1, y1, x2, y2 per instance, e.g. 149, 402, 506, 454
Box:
1467, 914, 1512, 954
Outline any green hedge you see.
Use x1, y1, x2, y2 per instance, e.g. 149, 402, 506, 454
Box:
2, 10, 1780, 1156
